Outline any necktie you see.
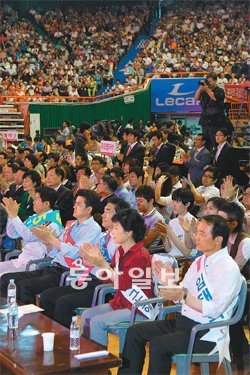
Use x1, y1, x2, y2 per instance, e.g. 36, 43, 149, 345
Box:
126, 145, 132, 156
215, 145, 221, 161
194, 149, 200, 158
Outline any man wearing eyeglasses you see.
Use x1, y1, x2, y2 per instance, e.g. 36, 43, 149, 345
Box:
186, 166, 220, 217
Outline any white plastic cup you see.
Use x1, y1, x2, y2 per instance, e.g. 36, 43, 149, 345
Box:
42, 332, 55, 352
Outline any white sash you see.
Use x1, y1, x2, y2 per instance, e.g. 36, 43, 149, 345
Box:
196, 256, 237, 364
121, 285, 161, 320
121, 254, 179, 320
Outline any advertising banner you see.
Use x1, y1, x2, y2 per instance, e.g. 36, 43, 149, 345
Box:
151, 78, 202, 112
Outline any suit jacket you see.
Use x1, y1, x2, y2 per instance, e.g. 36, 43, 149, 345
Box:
74, 133, 88, 163
123, 142, 145, 166
54, 185, 74, 226
153, 142, 175, 167
212, 142, 239, 180
8, 184, 24, 203
184, 147, 211, 187
100, 193, 116, 214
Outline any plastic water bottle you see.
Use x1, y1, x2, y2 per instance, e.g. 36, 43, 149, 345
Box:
70, 316, 80, 351
7, 279, 16, 306
8, 303, 18, 329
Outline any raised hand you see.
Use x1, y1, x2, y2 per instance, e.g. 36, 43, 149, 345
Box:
153, 259, 174, 286
30, 225, 54, 243
158, 285, 184, 301
178, 216, 191, 232
156, 175, 168, 185
79, 175, 92, 190
79, 243, 105, 267
2, 197, 20, 219
220, 175, 237, 200
154, 220, 170, 237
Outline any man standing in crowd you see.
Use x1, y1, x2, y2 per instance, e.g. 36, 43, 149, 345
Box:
195, 73, 225, 148
75, 122, 91, 165
150, 130, 175, 167
182, 134, 211, 187
212, 128, 240, 181
121, 129, 144, 167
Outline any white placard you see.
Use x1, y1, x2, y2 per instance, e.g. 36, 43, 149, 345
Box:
100, 140, 117, 156
0, 130, 18, 147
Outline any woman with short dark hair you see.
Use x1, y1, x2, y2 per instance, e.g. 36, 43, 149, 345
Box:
18, 170, 42, 221
80, 208, 153, 346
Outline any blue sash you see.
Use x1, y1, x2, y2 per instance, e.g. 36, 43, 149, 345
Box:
24, 210, 63, 229
99, 232, 111, 263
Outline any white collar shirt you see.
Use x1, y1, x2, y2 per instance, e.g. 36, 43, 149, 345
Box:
181, 247, 242, 323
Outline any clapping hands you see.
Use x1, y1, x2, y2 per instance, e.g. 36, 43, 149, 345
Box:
2, 197, 20, 219
79, 243, 105, 267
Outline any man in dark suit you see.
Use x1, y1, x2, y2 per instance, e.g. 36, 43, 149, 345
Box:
0, 163, 19, 202
46, 166, 74, 226
183, 134, 211, 186
122, 129, 145, 167
74, 122, 90, 165
212, 128, 240, 181
8, 166, 27, 203
150, 130, 175, 168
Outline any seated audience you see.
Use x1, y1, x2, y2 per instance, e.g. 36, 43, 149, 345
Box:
40, 197, 130, 328
0, 187, 62, 276
0, 190, 102, 303
135, 185, 164, 248
81, 208, 153, 346
118, 215, 242, 374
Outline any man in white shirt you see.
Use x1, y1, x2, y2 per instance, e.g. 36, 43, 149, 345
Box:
89, 157, 106, 186
39, 197, 130, 328
188, 166, 220, 217
0, 190, 102, 303
0, 187, 63, 276
162, 188, 196, 256
119, 215, 242, 374
135, 185, 164, 248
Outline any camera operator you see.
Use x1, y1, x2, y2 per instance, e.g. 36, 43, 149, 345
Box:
195, 73, 225, 149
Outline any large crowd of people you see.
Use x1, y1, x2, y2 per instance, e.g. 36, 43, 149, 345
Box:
0, 113, 249, 372
134, 1, 248, 81
0, 3, 150, 99
0, 1, 248, 101
0, 1, 249, 373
